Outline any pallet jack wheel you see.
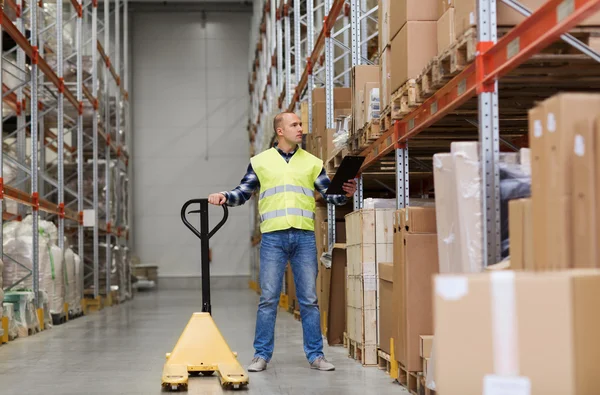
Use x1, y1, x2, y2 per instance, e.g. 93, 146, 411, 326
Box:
200, 371, 215, 376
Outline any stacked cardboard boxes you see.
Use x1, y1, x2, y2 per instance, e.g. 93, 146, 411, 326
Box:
351, 66, 380, 137
388, 1, 438, 96
307, 88, 351, 161
392, 207, 438, 373
345, 208, 394, 365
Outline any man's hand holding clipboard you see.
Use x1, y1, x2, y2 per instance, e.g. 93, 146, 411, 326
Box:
325, 156, 366, 197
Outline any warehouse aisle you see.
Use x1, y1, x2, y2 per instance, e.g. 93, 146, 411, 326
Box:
0, 289, 407, 394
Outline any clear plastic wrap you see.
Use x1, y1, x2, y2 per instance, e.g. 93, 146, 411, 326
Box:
73, 253, 82, 313
2, 303, 18, 339
3, 219, 65, 315
4, 291, 38, 337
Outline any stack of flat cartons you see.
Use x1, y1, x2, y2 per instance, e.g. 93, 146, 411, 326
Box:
392, 207, 438, 374
345, 208, 394, 365
525, 93, 600, 271
389, 0, 437, 96
351, 66, 380, 138
306, 88, 352, 160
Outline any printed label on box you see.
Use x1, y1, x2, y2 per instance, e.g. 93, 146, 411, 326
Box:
483, 375, 531, 395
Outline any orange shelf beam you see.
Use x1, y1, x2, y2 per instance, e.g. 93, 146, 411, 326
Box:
360, 0, 600, 170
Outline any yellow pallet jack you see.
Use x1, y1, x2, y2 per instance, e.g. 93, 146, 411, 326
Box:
162, 199, 249, 391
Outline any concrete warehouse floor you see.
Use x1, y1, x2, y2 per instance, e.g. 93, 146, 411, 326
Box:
0, 289, 408, 394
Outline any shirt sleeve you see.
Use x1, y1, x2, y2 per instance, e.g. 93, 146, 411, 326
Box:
314, 167, 349, 206
222, 163, 260, 207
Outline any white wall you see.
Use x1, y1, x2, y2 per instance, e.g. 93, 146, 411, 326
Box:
132, 11, 252, 282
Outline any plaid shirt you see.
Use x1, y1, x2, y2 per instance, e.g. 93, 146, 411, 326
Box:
222, 146, 349, 207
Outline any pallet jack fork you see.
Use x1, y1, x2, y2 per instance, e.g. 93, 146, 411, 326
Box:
161, 199, 249, 391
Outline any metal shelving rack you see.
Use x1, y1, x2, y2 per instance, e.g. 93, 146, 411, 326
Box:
249, 0, 600, 275
0, 0, 132, 310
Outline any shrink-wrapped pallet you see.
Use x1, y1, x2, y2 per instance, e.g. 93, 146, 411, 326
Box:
2, 303, 18, 339
3, 217, 65, 315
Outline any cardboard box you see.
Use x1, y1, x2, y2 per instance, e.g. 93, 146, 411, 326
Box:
312, 87, 352, 104
401, 206, 437, 234
420, 335, 433, 359
390, 0, 439, 42
572, 118, 597, 269
378, 262, 394, 354
312, 101, 352, 140
380, 46, 392, 110
522, 199, 534, 271
301, 101, 309, 134
509, 199, 525, 271
528, 105, 546, 271
454, 0, 600, 39
326, 249, 347, 345
378, 0, 391, 52
438, 0, 454, 18
393, 209, 438, 372
351, 66, 379, 134
437, 8, 455, 55
390, 22, 437, 94
538, 94, 600, 269
434, 270, 600, 395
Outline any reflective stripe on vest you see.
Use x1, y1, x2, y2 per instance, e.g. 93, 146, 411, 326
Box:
259, 184, 314, 200
260, 208, 315, 222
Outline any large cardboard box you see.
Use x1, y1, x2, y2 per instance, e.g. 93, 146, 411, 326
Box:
509, 199, 525, 271
438, 0, 454, 18
380, 46, 392, 110
437, 8, 455, 55
312, 101, 352, 140
390, 22, 437, 94
378, 0, 391, 52
363, 82, 380, 125
528, 105, 546, 271
378, 262, 394, 354
572, 117, 598, 269
389, 0, 439, 42
312, 87, 352, 104
434, 270, 600, 395
393, 208, 438, 372
454, 0, 600, 39
536, 94, 600, 269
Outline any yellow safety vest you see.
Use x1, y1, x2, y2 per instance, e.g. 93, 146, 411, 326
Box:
251, 147, 323, 233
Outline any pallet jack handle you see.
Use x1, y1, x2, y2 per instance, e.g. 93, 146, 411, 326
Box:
181, 198, 229, 315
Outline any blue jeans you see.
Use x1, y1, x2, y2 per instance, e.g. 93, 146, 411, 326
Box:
253, 228, 323, 363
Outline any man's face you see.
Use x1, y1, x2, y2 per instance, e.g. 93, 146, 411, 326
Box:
278, 113, 303, 145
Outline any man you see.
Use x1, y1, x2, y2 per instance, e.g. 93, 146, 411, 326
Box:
208, 111, 356, 372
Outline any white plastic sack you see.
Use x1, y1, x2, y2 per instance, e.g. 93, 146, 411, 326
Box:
64, 248, 77, 312
2, 303, 18, 339
73, 253, 82, 313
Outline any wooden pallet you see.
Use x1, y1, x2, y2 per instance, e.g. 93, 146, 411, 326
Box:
390, 79, 419, 119
348, 338, 363, 362
380, 106, 392, 133
325, 147, 348, 174
377, 349, 391, 374
396, 362, 421, 395
357, 121, 381, 150
418, 375, 437, 395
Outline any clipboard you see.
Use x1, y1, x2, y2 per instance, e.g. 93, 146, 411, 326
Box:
325, 155, 365, 195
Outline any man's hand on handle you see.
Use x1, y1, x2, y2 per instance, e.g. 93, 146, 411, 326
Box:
342, 179, 358, 197
208, 193, 227, 206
